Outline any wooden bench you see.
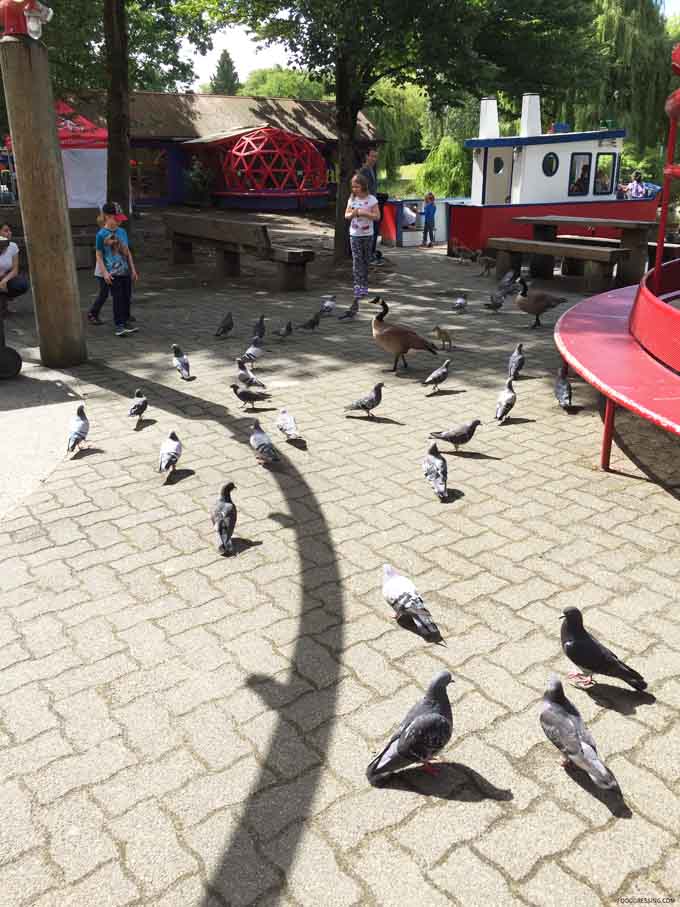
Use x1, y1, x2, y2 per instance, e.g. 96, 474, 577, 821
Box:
557, 234, 680, 274
555, 265, 680, 470
163, 213, 315, 291
487, 237, 630, 291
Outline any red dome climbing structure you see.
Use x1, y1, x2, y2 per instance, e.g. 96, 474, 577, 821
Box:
217, 127, 327, 194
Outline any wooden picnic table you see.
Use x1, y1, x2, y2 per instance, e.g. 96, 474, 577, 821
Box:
514, 214, 656, 284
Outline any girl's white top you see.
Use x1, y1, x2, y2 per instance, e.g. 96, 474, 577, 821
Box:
348, 194, 378, 237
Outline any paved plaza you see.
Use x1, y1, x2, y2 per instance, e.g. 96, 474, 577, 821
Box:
1, 238, 679, 906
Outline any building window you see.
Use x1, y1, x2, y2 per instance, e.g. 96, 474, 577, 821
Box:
493, 156, 504, 175
568, 152, 591, 196
594, 153, 616, 195
542, 153, 559, 177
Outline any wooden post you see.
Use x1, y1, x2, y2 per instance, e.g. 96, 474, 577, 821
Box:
0, 36, 86, 368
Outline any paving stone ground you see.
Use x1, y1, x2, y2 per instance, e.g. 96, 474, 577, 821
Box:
1, 234, 679, 906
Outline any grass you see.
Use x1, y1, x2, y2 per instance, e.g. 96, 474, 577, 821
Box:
377, 162, 423, 199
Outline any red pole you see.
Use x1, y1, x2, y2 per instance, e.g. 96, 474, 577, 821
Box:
653, 115, 677, 295
600, 398, 616, 471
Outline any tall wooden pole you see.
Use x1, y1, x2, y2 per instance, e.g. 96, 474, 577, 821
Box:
0, 35, 86, 368
104, 0, 131, 225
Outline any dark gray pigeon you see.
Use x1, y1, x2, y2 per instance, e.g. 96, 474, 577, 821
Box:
561, 607, 647, 691
422, 442, 448, 501
338, 299, 359, 320
382, 565, 442, 643
495, 378, 516, 423
299, 312, 320, 330
253, 315, 265, 339
215, 312, 233, 338
211, 482, 237, 556
230, 383, 270, 411
250, 420, 280, 465
366, 670, 453, 785
128, 388, 148, 425
158, 431, 182, 473
423, 359, 451, 393
67, 405, 89, 453
171, 344, 190, 380
508, 343, 525, 380
236, 358, 266, 389
344, 382, 384, 418
275, 320, 293, 338
429, 418, 481, 451
555, 364, 573, 410
249, 334, 265, 349
484, 293, 504, 312
540, 675, 620, 791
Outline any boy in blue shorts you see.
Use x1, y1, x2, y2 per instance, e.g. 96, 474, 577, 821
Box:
95, 203, 138, 337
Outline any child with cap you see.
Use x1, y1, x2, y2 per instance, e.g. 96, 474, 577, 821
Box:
94, 203, 138, 336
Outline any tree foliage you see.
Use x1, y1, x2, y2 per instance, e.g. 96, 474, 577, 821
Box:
416, 136, 471, 198
238, 65, 327, 99
209, 49, 241, 94
364, 83, 424, 180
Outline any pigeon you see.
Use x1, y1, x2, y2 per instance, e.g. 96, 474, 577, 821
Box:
215, 312, 234, 338
497, 269, 518, 291
495, 378, 516, 423
171, 344, 190, 380
344, 382, 384, 418
508, 343, 525, 380
299, 312, 320, 330
253, 315, 265, 339
158, 431, 182, 473
242, 344, 264, 363
423, 359, 451, 393
236, 358, 266, 389
540, 675, 620, 791
382, 564, 442, 643
366, 670, 453, 785
210, 482, 237, 556
560, 606, 648, 691
230, 383, 270, 410
249, 334, 265, 348
555, 364, 573, 410
66, 404, 89, 453
477, 254, 496, 276
338, 299, 359, 320
428, 418, 481, 451
485, 272, 517, 310
319, 297, 336, 316
422, 442, 448, 502
276, 408, 300, 441
275, 320, 293, 338
451, 294, 467, 312
250, 419, 280, 465
128, 388, 148, 425
484, 293, 504, 312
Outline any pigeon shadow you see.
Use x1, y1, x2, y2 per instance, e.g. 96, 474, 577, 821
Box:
133, 418, 157, 432
451, 450, 502, 461
440, 489, 464, 504
562, 405, 584, 415
268, 511, 297, 529
562, 763, 632, 818
228, 537, 263, 556
425, 388, 466, 398
286, 438, 308, 451
243, 406, 277, 414
584, 683, 656, 715
70, 446, 104, 459
345, 414, 405, 425
180, 376, 198, 382
378, 762, 513, 802
163, 468, 195, 485
502, 417, 537, 426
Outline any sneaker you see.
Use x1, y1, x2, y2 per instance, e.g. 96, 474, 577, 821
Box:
115, 326, 138, 337
88, 313, 103, 325
427, 242, 433, 248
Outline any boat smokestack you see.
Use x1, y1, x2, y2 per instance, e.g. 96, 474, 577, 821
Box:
520, 94, 542, 137
478, 97, 500, 139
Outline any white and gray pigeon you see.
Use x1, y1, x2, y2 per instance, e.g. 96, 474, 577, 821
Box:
428, 418, 481, 451
253, 315, 265, 339
211, 482, 237, 556
275, 320, 293, 338
319, 296, 336, 316
508, 343, 525, 380
128, 388, 148, 425
215, 312, 234, 338
555, 364, 573, 410
366, 670, 454, 785
344, 382, 384, 418
382, 564, 442, 643
66, 404, 89, 453
451, 294, 467, 312
276, 408, 300, 441
423, 359, 451, 393
236, 358, 266, 389
249, 419, 280, 465
422, 442, 448, 502
230, 383, 270, 410
338, 299, 359, 320
242, 343, 264, 363
158, 431, 182, 473
171, 344, 190, 380
495, 378, 516, 423
540, 675, 620, 791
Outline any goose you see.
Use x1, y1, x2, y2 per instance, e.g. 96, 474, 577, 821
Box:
514, 278, 566, 328
370, 298, 439, 371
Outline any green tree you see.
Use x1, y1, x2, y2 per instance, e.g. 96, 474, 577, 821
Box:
364, 82, 424, 181
209, 49, 241, 94
416, 136, 471, 198
238, 65, 327, 99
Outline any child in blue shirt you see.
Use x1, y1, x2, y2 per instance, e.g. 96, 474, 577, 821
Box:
95, 203, 138, 336
422, 193, 436, 247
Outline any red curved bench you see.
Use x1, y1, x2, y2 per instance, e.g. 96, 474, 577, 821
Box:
555, 258, 680, 470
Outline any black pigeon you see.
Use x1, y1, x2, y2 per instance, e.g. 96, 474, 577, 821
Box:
128, 388, 148, 424
560, 606, 648, 691
230, 383, 270, 410
429, 418, 481, 451
508, 343, 525, 380
338, 299, 359, 320
215, 312, 234, 338
211, 482, 237, 556
366, 671, 453, 785
253, 315, 265, 339
344, 382, 384, 418
555, 364, 573, 410
299, 312, 320, 330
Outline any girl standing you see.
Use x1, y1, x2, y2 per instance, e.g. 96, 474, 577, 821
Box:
345, 172, 379, 299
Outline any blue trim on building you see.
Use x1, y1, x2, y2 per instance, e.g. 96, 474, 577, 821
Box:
464, 129, 626, 150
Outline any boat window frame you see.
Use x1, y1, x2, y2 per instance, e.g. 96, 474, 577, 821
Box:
541, 152, 559, 178
568, 151, 592, 196
593, 152, 617, 196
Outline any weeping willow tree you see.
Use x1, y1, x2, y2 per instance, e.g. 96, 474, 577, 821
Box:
364, 83, 425, 180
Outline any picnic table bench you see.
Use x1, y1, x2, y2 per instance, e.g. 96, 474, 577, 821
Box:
163, 213, 315, 291
487, 237, 629, 291
554, 258, 680, 470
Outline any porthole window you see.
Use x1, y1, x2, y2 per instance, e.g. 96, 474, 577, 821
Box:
542, 153, 559, 177
493, 157, 504, 175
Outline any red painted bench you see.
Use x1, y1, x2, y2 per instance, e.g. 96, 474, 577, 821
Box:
554, 258, 680, 470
